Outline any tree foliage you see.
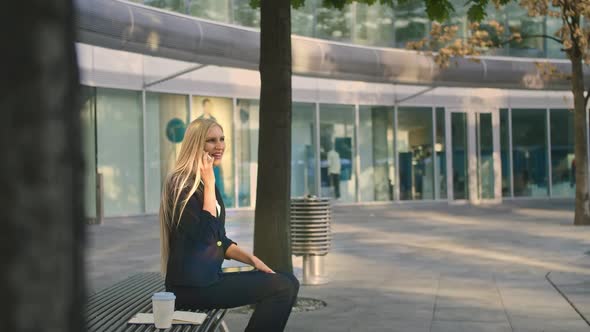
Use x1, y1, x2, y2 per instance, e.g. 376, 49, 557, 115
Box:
408, 0, 590, 70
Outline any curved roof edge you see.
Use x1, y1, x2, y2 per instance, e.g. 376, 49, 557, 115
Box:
75, 0, 588, 91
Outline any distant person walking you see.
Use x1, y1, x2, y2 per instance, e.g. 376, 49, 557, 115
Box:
327, 143, 341, 199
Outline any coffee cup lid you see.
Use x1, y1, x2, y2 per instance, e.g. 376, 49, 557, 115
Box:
152, 292, 176, 300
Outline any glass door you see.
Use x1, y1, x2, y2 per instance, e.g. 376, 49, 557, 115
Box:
476, 113, 495, 199
446, 109, 501, 203
450, 112, 468, 200
81, 86, 97, 222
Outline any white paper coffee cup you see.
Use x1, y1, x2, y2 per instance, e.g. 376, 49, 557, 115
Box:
152, 292, 176, 329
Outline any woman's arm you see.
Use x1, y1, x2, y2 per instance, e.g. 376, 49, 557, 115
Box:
225, 244, 275, 274
202, 183, 216, 216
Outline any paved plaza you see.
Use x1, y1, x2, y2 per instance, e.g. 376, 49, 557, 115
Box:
87, 200, 590, 331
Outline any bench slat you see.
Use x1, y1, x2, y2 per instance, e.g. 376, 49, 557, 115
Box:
88, 276, 163, 330
88, 273, 157, 309
87, 273, 158, 318
86, 272, 222, 332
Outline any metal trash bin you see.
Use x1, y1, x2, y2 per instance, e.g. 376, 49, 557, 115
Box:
290, 196, 331, 285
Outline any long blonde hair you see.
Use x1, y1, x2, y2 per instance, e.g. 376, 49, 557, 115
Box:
159, 118, 223, 276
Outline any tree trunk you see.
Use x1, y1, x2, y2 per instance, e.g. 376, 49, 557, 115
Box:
253, 0, 293, 272
0, 1, 85, 331
570, 54, 590, 225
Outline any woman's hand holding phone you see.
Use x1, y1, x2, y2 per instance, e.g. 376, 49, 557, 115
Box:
200, 152, 215, 186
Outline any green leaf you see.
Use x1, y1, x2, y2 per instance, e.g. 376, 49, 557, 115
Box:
466, 2, 487, 22
291, 0, 306, 9
322, 0, 347, 10
249, 0, 260, 9
424, 0, 454, 22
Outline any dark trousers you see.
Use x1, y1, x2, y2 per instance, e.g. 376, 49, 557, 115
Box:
167, 271, 299, 332
330, 173, 340, 198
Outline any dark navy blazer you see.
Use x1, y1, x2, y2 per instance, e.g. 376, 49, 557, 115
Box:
165, 186, 236, 287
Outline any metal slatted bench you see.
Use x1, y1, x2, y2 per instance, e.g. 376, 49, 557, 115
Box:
86, 272, 228, 332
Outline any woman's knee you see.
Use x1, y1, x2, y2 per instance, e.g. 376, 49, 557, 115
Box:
276, 271, 300, 296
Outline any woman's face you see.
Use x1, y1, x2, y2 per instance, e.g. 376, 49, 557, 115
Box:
204, 125, 225, 167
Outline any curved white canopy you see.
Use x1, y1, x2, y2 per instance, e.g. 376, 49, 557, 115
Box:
76, 0, 588, 91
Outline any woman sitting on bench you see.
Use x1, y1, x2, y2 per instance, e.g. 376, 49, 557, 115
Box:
159, 118, 299, 332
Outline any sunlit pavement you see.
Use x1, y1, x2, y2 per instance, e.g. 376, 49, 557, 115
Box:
87, 200, 590, 331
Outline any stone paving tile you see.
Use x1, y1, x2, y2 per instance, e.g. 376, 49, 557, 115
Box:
434, 306, 508, 323
510, 317, 590, 332
430, 320, 512, 332
435, 295, 504, 309
505, 305, 582, 320
356, 319, 432, 332
377, 305, 434, 320
547, 271, 590, 325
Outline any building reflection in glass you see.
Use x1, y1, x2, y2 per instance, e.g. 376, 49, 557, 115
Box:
397, 107, 434, 200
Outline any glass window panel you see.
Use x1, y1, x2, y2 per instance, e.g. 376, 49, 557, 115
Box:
233, 0, 260, 28
236, 99, 259, 207
187, 0, 231, 22
451, 113, 468, 200
143, 0, 231, 21
81, 86, 97, 220
478, 113, 494, 199
435, 107, 447, 199
320, 104, 356, 202
352, 3, 395, 47
397, 107, 434, 200
512, 109, 548, 197
292, 0, 316, 37
500, 109, 511, 197
144, 0, 187, 14
315, 4, 353, 42
546, 16, 566, 59
550, 109, 575, 197
394, 2, 429, 48
506, 3, 545, 57
292, 103, 317, 198
145, 92, 190, 214
191, 96, 235, 207
96, 88, 144, 216
359, 106, 395, 202
447, 0, 470, 43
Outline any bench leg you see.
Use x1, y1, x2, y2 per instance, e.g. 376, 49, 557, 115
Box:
202, 309, 229, 332
217, 320, 229, 332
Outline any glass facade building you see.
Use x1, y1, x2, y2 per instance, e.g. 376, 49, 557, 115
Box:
77, 1, 581, 218
130, 0, 566, 59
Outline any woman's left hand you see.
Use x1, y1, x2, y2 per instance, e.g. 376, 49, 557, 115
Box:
200, 152, 216, 186
251, 256, 275, 274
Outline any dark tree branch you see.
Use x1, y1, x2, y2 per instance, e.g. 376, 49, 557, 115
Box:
562, 1, 579, 51
498, 34, 563, 45
560, 2, 575, 58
